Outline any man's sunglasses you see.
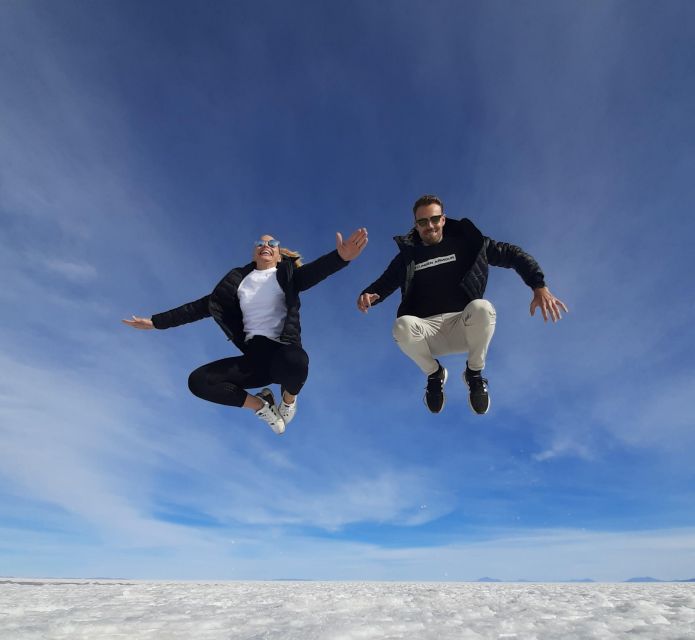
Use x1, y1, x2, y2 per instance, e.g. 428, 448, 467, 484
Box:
254, 239, 280, 248
415, 214, 443, 228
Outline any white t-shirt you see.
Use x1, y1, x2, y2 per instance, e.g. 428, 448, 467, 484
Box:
237, 268, 287, 341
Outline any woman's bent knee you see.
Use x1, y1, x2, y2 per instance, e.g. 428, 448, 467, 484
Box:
275, 347, 309, 380
187, 367, 207, 399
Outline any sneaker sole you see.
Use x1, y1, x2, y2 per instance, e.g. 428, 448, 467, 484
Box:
256, 410, 286, 435
268, 414, 286, 435
467, 395, 490, 415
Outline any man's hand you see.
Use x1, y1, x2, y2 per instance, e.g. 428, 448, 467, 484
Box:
357, 292, 380, 313
336, 227, 368, 261
122, 315, 154, 330
530, 287, 568, 323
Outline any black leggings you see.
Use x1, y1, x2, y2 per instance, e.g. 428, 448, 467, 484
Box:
188, 336, 309, 408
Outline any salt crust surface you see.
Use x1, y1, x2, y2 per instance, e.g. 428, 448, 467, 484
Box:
1, 579, 694, 639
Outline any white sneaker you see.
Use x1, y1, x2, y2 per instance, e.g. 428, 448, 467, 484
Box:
255, 394, 285, 435
278, 398, 297, 425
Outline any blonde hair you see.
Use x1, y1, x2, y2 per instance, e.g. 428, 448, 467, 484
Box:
280, 247, 303, 267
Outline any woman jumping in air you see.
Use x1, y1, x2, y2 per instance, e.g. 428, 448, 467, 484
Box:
123, 228, 368, 434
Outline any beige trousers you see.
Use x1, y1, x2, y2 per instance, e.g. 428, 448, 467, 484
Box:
392, 299, 497, 376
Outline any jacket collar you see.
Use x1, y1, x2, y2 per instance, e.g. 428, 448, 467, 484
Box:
394, 216, 474, 250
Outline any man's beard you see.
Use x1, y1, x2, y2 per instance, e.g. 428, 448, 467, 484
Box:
422, 230, 442, 245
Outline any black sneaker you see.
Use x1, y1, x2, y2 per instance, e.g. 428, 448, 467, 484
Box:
424, 362, 448, 413
464, 366, 490, 415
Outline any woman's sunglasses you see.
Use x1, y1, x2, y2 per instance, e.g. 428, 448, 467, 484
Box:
254, 239, 280, 248
415, 214, 443, 228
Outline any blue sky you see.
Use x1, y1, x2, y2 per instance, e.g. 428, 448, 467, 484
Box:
1, 0, 694, 581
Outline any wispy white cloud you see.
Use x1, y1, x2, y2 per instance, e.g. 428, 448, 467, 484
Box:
40, 258, 98, 283
210, 469, 455, 531
533, 437, 594, 463
0, 338, 456, 545
1, 0, 693, 583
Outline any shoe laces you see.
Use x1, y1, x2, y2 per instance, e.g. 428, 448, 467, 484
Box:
467, 372, 488, 393
279, 399, 296, 418
426, 368, 445, 393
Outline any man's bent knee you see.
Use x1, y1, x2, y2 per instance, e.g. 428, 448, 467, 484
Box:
392, 316, 425, 343
463, 299, 497, 325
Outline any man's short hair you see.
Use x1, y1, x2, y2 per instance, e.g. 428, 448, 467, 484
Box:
412, 194, 444, 215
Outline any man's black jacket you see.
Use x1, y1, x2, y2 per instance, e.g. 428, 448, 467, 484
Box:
152, 250, 349, 352
361, 217, 546, 317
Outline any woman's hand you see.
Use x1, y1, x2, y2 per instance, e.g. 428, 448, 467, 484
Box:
122, 315, 154, 330
336, 227, 368, 261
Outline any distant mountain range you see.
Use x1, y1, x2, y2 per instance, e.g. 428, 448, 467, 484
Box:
624, 577, 695, 583
476, 577, 695, 583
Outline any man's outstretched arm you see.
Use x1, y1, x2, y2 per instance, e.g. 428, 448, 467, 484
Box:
530, 286, 568, 323
356, 253, 403, 313
486, 239, 568, 323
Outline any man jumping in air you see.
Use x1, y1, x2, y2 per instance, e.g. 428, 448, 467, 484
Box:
357, 194, 567, 415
